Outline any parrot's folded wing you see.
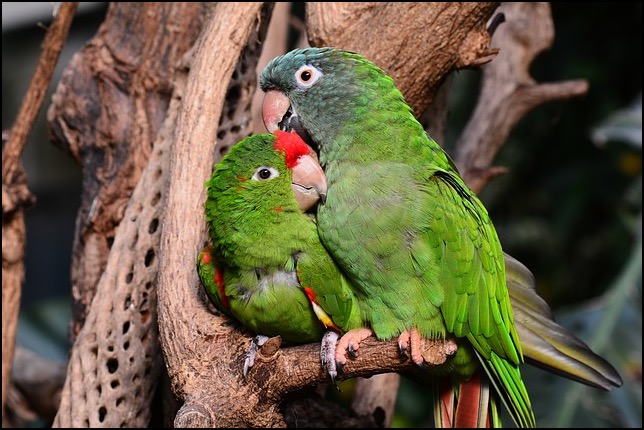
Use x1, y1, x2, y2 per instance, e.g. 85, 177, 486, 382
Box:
505, 253, 623, 390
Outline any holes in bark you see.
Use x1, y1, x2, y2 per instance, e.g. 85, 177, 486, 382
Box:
145, 281, 153, 290
123, 321, 130, 334
217, 130, 226, 140
111, 380, 120, 389
140, 309, 150, 324
124, 295, 132, 310
219, 144, 231, 158
124, 341, 130, 350
150, 192, 161, 207
116, 396, 125, 407
107, 358, 119, 374
125, 272, 134, 284
226, 86, 240, 115
98, 406, 107, 423
107, 235, 115, 249
148, 218, 159, 234
154, 168, 162, 180
97, 385, 102, 395
107, 345, 114, 352
231, 125, 241, 134
144, 249, 155, 267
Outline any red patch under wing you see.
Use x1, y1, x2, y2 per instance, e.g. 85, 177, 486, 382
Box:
215, 267, 230, 309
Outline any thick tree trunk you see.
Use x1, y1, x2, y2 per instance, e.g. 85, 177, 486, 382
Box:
306, 2, 500, 114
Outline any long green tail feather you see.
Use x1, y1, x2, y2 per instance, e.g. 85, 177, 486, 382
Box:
475, 350, 536, 428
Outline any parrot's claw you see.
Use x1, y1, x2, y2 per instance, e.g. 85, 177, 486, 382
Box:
334, 328, 374, 366
347, 344, 358, 359
243, 335, 270, 379
321, 331, 339, 385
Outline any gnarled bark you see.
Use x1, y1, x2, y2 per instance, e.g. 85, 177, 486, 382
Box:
455, 2, 588, 192
48, 2, 208, 339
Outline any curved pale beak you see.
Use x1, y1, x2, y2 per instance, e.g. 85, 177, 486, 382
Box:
262, 90, 291, 133
291, 154, 327, 211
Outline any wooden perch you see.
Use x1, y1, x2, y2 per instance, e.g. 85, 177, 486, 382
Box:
156, 2, 279, 427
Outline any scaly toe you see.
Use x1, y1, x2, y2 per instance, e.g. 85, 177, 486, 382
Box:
321, 331, 339, 384
243, 335, 269, 379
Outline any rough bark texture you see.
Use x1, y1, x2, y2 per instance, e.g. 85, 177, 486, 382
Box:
2, 3, 78, 425
306, 2, 500, 115
47, 2, 208, 339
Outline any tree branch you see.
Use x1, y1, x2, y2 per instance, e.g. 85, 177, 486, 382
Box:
2, 3, 77, 424
47, 2, 209, 340
454, 2, 589, 193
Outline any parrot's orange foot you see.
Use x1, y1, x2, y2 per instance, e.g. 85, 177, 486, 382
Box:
398, 328, 424, 365
398, 329, 458, 366
335, 328, 374, 366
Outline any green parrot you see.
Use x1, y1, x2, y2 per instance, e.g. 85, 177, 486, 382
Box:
258, 47, 622, 427
197, 131, 363, 377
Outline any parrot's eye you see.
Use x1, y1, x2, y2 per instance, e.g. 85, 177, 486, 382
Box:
294, 64, 323, 90
252, 166, 279, 181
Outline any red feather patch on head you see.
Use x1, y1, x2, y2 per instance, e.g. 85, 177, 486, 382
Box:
273, 130, 311, 169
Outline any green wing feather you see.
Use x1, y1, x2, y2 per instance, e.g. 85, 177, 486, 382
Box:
422, 166, 535, 427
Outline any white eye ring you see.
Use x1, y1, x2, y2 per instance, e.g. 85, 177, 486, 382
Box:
294, 64, 323, 90
251, 166, 279, 181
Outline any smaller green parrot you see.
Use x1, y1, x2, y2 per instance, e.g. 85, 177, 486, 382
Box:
197, 131, 363, 376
